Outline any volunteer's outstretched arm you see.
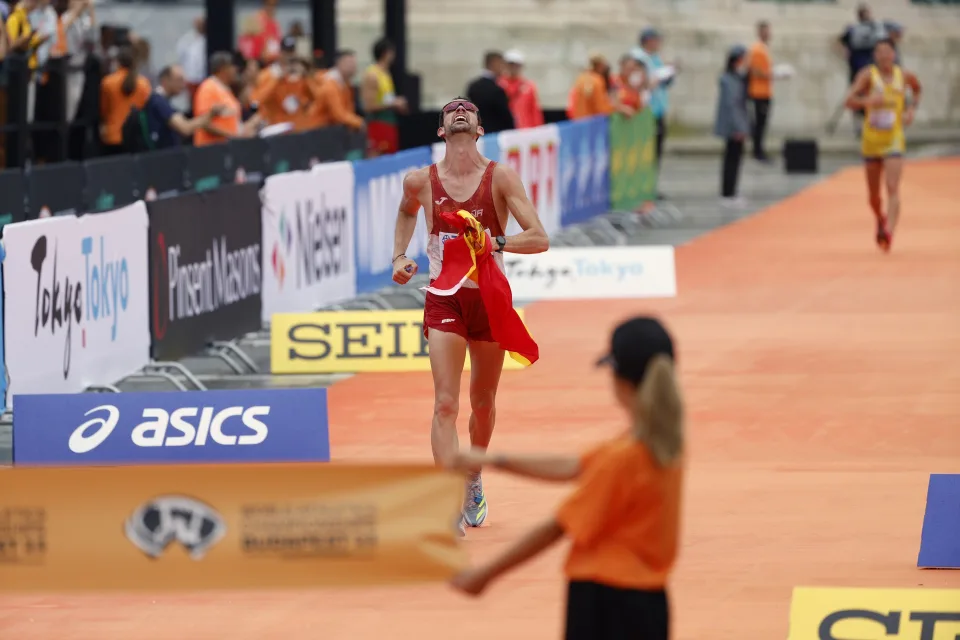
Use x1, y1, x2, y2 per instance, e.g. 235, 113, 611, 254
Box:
450, 518, 565, 596
453, 449, 581, 482
494, 164, 549, 254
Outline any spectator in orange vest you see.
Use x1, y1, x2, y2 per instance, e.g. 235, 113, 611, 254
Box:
745, 21, 773, 162
251, 36, 316, 130
312, 49, 364, 130
567, 52, 615, 120
499, 49, 543, 129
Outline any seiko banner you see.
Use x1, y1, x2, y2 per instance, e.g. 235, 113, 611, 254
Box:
497, 125, 561, 236
260, 163, 356, 321
148, 184, 263, 361
558, 117, 610, 226
2, 203, 151, 410
354, 148, 432, 294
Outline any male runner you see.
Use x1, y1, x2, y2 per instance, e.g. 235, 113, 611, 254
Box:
844, 38, 921, 251
391, 97, 549, 533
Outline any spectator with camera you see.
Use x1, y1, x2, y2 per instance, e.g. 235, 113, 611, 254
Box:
251, 35, 315, 131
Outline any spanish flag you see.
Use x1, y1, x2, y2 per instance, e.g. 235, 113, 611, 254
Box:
423, 210, 539, 366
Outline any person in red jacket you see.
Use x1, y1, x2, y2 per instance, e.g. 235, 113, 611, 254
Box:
499, 49, 544, 129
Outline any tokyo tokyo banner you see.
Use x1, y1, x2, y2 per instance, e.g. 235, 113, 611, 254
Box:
2, 204, 151, 410
261, 163, 357, 322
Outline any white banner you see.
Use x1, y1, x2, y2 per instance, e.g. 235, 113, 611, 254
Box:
261, 164, 356, 321
497, 125, 561, 236
3, 204, 151, 409
504, 246, 677, 300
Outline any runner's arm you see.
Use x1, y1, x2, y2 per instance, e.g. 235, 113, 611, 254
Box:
904, 71, 922, 109
843, 68, 873, 110
392, 169, 426, 261
494, 164, 549, 254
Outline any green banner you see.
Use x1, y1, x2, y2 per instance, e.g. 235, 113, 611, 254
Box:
609, 109, 658, 211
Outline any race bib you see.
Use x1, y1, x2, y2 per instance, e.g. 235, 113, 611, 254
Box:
282, 95, 300, 114
869, 109, 895, 131
438, 232, 458, 258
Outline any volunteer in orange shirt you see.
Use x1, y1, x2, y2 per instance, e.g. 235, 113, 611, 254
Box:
612, 53, 646, 114
450, 315, 684, 640
746, 21, 774, 162
100, 46, 151, 155
251, 36, 315, 130
194, 51, 258, 146
566, 52, 615, 120
312, 49, 363, 130
499, 49, 543, 129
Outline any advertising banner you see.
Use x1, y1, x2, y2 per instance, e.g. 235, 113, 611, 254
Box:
261, 163, 356, 322
2, 204, 151, 410
148, 183, 263, 361
0, 462, 466, 591
27, 161, 84, 219
83, 155, 142, 213
918, 474, 960, 568
504, 246, 676, 301
353, 148, 432, 294
138, 147, 187, 202
558, 116, 610, 226
788, 587, 960, 640
229, 137, 268, 186
609, 110, 658, 212
270, 309, 526, 374
0, 168, 26, 230
0, 243, 5, 408
497, 124, 561, 236
185, 144, 231, 193
13, 388, 329, 466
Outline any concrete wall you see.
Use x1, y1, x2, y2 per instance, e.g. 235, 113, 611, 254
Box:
98, 0, 960, 132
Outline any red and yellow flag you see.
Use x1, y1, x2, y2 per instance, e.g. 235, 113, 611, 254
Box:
424, 210, 539, 366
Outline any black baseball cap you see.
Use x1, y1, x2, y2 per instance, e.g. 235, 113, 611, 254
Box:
597, 316, 675, 385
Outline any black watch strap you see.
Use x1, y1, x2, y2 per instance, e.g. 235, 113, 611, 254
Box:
495, 235, 506, 252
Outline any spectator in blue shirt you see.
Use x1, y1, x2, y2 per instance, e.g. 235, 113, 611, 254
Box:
631, 28, 680, 200
143, 64, 223, 149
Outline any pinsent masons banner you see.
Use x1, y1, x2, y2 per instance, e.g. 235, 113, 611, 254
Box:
353, 148, 431, 294
148, 184, 263, 361
497, 125, 561, 236
2, 204, 151, 410
261, 163, 356, 321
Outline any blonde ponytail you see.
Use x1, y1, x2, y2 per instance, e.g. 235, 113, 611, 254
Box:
632, 354, 684, 466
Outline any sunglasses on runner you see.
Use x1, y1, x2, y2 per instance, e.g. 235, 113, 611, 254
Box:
441, 100, 478, 114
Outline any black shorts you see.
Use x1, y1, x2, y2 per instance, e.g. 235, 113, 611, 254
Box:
564, 581, 669, 640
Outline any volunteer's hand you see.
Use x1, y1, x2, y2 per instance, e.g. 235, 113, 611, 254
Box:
450, 568, 491, 597
392, 256, 418, 284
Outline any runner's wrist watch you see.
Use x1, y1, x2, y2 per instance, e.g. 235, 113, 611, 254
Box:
494, 236, 506, 252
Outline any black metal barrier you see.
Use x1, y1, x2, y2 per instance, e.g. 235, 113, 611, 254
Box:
0, 125, 364, 234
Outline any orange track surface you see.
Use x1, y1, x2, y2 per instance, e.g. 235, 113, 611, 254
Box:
2, 160, 959, 639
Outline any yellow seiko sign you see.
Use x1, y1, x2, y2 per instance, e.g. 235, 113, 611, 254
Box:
270, 309, 527, 374
788, 587, 960, 640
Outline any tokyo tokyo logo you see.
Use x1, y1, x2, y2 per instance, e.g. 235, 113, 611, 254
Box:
271, 210, 292, 289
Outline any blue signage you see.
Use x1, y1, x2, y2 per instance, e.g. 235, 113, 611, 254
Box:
558, 116, 610, 226
12, 388, 329, 466
0, 242, 5, 410
918, 474, 960, 568
353, 147, 433, 294
482, 132, 501, 166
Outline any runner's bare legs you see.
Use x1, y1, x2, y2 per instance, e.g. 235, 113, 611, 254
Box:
463, 340, 505, 527
428, 329, 468, 467
884, 156, 904, 239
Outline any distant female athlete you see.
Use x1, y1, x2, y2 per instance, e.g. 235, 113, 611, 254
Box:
845, 38, 921, 251
448, 316, 685, 640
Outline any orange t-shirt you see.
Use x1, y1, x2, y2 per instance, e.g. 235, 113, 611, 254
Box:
747, 41, 772, 100
99, 71, 151, 145
555, 434, 683, 590
312, 72, 364, 130
567, 71, 614, 120
193, 76, 242, 147
251, 68, 314, 130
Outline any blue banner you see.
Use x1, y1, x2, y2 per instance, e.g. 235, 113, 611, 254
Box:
353, 147, 432, 294
558, 116, 610, 226
482, 132, 501, 165
12, 388, 329, 466
918, 474, 960, 568
0, 242, 5, 410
